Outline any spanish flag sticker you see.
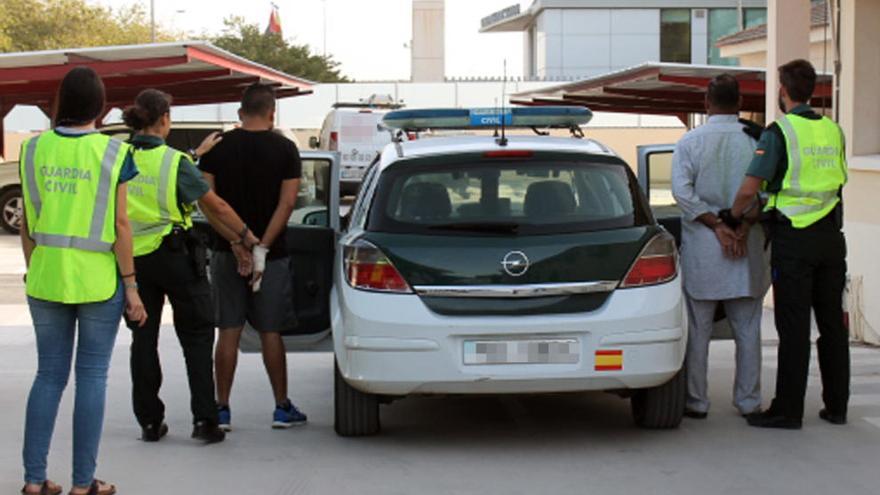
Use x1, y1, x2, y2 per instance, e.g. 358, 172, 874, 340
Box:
595, 350, 623, 371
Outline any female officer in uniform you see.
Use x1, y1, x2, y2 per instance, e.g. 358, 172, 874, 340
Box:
20, 67, 147, 495
121, 89, 259, 444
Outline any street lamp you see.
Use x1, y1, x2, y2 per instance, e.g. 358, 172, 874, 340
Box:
150, 0, 156, 43
323, 0, 328, 57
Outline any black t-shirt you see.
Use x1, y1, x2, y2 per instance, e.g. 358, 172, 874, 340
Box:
199, 129, 302, 258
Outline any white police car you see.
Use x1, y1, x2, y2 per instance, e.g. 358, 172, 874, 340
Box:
330, 107, 686, 436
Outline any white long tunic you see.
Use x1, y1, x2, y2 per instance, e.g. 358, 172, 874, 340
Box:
671, 114, 770, 301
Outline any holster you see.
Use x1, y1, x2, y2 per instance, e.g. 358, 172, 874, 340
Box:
184, 229, 208, 278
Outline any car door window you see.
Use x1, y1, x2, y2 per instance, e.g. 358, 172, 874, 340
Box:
350, 161, 379, 229
290, 158, 333, 227
645, 150, 676, 207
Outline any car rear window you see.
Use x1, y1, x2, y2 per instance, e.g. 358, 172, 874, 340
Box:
368, 153, 652, 236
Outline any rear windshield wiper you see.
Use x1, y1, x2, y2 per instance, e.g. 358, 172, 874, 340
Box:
427, 222, 520, 234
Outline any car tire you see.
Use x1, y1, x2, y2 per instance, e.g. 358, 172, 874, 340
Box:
334, 359, 380, 437
631, 366, 686, 429
0, 187, 23, 235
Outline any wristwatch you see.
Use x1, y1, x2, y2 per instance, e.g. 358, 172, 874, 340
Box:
187, 148, 199, 161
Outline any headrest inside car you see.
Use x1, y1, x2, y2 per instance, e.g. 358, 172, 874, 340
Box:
524, 180, 576, 220
399, 182, 452, 221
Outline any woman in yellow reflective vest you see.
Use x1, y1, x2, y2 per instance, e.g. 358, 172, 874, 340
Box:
19, 67, 147, 495
121, 89, 258, 445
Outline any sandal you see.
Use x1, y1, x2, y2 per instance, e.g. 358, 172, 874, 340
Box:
21, 480, 63, 495
68, 480, 115, 495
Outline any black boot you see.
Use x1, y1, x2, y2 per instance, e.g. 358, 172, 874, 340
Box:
746, 410, 802, 430
192, 420, 226, 444
819, 409, 847, 425
141, 422, 169, 442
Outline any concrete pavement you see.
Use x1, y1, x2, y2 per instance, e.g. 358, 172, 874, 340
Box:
1, 235, 878, 495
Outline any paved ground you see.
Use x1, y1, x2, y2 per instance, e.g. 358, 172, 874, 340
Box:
1, 235, 879, 494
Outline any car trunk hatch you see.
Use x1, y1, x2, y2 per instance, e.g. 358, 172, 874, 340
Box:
362, 226, 658, 316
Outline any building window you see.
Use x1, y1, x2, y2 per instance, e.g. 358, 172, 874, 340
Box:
744, 8, 767, 28
708, 8, 739, 66
661, 9, 692, 63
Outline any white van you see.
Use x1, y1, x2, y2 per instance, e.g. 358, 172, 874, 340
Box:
310, 95, 404, 194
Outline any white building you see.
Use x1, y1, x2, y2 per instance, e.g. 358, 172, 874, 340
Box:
480, 0, 769, 80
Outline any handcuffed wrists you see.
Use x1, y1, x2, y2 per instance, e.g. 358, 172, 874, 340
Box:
718, 209, 743, 229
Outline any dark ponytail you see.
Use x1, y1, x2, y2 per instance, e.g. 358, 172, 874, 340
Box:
122, 89, 172, 131
53, 67, 106, 127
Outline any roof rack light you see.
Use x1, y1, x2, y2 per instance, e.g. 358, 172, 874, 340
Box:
382, 106, 592, 131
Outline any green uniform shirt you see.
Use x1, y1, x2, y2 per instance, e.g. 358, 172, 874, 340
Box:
746, 104, 825, 192
128, 134, 210, 205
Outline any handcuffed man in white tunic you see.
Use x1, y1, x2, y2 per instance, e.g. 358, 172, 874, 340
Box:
671, 74, 771, 420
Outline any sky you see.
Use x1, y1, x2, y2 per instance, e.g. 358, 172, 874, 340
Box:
94, 0, 526, 81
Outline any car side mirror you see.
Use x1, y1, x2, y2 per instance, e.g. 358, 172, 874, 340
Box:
309, 136, 320, 149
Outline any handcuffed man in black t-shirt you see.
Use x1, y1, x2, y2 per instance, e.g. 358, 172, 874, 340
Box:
199, 83, 307, 430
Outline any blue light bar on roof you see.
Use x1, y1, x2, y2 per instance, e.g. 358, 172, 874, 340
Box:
382, 106, 592, 130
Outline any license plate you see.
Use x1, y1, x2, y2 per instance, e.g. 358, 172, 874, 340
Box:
463, 339, 579, 365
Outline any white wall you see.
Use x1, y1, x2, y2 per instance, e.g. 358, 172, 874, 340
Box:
609, 9, 660, 71
690, 8, 709, 65
3, 81, 684, 134
531, 8, 661, 79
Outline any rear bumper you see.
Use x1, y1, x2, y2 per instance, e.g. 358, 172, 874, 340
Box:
331, 274, 686, 396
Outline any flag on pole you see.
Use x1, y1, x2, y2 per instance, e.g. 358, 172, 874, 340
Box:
266, 3, 282, 36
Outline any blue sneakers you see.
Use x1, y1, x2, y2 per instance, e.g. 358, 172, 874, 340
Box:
272, 399, 308, 429
218, 405, 232, 432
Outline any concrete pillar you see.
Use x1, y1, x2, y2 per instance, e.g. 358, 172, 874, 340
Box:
411, 0, 445, 82
839, 0, 880, 156
765, 0, 811, 120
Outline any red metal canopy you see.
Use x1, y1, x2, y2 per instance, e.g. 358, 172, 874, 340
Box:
0, 41, 314, 156
511, 62, 834, 126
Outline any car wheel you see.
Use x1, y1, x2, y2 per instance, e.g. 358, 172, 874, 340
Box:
631, 366, 686, 429
0, 187, 23, 235
334, 359, 380, 436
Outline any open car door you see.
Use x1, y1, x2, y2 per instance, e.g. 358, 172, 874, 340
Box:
637, 144, 732, 340
238, 151, 340, 352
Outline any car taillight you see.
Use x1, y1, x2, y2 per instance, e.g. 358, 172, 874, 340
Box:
620, 233, 678, 288
329, 131, 339, 151
343, 239, 412, 293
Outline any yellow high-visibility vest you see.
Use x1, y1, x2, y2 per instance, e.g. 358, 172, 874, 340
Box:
766, 114, 848, 229
20, 131, 127, 303
127, 144, 192, 257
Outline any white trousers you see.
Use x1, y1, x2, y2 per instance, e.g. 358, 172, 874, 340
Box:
685, 296, 763, 415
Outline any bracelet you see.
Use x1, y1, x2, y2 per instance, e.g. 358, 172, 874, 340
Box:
238, 224, 250, 240
121, 272, 136, 279
124, 282, 138, 290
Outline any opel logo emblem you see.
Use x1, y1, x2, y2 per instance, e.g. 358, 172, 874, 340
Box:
501, 251, 530, 277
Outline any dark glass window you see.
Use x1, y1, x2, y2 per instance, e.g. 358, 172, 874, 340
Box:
708, 8, 740, 66
744, 8, 768, 28
661, 9, 692, 64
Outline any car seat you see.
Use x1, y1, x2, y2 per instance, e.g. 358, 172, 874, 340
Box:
399, 182, 452, 221
523, 180, 576, 221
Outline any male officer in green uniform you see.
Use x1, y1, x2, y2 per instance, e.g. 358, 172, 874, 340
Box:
723, 59, 849, 429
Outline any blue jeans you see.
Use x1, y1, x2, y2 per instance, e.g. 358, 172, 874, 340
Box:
23, 284, 123, 488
